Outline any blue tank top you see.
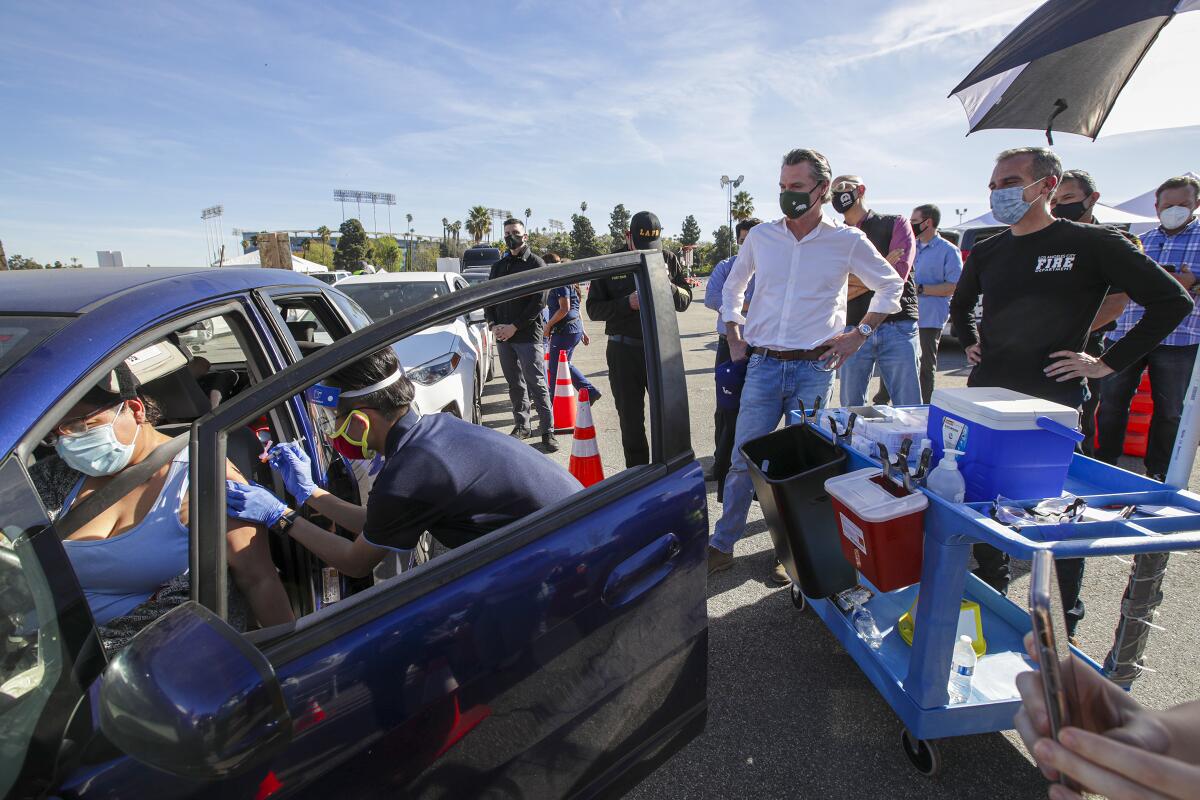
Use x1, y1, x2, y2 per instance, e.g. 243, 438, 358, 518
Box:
62, 451, 191, 625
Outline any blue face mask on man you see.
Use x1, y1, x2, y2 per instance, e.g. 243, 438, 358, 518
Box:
55, 402, 140, 476
990, 178, 1047, 226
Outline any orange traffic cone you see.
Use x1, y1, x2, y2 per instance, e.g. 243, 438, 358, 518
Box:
552, 350, 577, 432
569, 389, 604, 487
544, 348, 551, 387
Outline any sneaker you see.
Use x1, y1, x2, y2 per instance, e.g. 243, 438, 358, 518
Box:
587, 388, 603, 406
770, 561, 790, 585
707, 546, 734, 575
509, 426, 531, 439
541, 430, 560, 452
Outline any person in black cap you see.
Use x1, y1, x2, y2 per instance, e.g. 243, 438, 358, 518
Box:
586, 211, 692, 467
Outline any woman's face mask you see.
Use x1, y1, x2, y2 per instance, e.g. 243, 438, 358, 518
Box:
327, 410, 375, 460
55, 401, 140, 476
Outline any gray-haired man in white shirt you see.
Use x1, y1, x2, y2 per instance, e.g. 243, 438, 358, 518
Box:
710, 148, 905, 580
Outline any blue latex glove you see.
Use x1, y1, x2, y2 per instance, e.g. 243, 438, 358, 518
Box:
226, 480, 287, 529
267, 441, 317, 506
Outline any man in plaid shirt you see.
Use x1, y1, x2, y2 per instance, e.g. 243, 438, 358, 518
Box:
1097, 175, 1200, 479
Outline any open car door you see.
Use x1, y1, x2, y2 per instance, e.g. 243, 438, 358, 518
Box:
174, 250, 708, 798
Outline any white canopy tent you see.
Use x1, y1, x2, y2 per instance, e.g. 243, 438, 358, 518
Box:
948, 203, 1158, 231
1115, 169, 1200, 219
217, 250, 330, 273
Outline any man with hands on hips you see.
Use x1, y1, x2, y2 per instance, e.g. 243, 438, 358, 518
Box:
225, 348, 581, 578
1015, 630, 1200, 799
708, 147, 904, 582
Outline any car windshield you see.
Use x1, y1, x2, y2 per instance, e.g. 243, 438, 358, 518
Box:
0, 316, 72, 377
338, 282, 449, 321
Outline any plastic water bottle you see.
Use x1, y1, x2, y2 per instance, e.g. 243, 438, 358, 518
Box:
927, 448, 966, 503
948, 635, 977, 704
852, 606, 883, 650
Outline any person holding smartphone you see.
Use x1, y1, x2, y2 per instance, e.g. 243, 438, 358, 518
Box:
1015, 630, 1200, 798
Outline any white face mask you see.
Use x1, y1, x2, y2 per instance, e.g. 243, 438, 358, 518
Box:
55, 402, 140, 476
1159, 205, 1194, 230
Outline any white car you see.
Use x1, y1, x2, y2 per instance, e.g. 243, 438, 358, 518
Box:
335, 272, 494, 422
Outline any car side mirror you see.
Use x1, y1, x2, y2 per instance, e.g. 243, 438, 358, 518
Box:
98, 602, 292, 780
467, 309, 486, 324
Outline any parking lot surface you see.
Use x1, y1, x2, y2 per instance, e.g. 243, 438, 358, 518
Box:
479, 278, 1200, 798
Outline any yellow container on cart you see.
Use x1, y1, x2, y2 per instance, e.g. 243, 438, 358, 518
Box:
897, 596, 987, 657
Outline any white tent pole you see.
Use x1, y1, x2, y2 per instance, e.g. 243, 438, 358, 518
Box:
1165, 346, 1200, 487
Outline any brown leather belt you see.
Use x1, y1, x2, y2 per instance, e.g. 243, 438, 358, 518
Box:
750, 346, 829, 361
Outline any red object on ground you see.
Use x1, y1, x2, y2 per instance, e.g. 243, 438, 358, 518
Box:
828, 473, 926, 592
552, 350, 577, 432
1124, 369, 1153, 457
569, 389, 604, 487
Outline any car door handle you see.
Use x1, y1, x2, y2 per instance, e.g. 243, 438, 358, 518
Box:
602, 533, 682, 609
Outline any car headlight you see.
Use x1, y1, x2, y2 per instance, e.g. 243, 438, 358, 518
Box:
407, 352, 462, 385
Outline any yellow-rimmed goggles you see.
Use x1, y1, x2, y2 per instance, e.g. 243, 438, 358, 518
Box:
319, 409, 374, 460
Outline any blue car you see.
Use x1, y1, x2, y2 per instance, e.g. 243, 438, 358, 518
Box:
0, 254, 708, 798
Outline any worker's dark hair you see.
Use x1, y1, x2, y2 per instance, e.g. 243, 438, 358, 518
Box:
1061, 169, 1098, 196
502, 217, 524, 229
543, 252, 562, 263
912, 204, 941, 228
735, 218, 762, 237
1155, 175, 1200, 204
329, 347, 414, 417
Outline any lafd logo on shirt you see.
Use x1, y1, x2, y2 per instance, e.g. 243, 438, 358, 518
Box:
1034, 253, 1077, 273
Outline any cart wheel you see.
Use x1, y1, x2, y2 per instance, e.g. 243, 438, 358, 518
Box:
901, 729, 941, 777
789, 584, 807, 611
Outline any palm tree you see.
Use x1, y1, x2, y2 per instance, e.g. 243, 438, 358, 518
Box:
731, 190, 755, 222
580, 201, 588, 215
466, 206, 490, 243
441, 216, 449, 243
524, 207, 532, 229
317, 225, 331, 246
451, 220, 462, 245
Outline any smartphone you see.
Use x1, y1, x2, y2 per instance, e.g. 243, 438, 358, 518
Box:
1029, 549, 1081, 786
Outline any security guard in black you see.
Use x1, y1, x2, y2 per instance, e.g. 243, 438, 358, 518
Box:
950, 219, 1192, 408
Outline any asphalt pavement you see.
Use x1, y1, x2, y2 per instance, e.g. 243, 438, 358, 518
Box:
478, 280, 1200, 799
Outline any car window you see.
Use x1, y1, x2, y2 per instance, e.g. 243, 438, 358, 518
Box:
0, 316, 72, 378
337, 282, 450, 321
328, 291, 374, 332
271, 294, 352, 354
0, 457, 69, 798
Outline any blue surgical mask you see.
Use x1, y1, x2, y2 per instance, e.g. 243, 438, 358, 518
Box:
990, 178, 1045, 226
55, 402, 140, 476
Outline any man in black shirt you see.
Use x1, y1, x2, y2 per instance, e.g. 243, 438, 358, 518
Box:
487, 218, 557, 451
951, 147, 1192, 637
586, 210, 692, 467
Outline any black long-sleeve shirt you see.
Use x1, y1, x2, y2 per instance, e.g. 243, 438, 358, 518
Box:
485, 248, 547, 344
950, 219, 1193, 407
585, 249, 692, 338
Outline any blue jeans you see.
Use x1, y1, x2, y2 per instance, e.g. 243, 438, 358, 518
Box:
711, 354, 835, 553
547, 330, 598, 397
839, 319, 922, 407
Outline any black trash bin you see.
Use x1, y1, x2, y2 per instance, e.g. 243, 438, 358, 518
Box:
741, 423, 857, 598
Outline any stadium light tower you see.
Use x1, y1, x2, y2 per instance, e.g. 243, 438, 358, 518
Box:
333, 190, 396, 233
201, 205, 224, 265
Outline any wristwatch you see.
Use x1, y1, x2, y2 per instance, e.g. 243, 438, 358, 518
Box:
916, 284, 925, 295
272, 508, 299, 535
856, 323, 874, 338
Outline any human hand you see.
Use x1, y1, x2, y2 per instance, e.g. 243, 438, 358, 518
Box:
817, 329, 866, 370
226, 480, 287, 528
268, 441, 317, 506
582, 332, 590, 346
1013, 631, 1172, 790
729, 337, 749, 363
1176, 264, 1196, 291
1045, 351, 1114, 382
493, 323, 517, 341
965, 343, 982, 364
885, 248, 905, 266
628, 292, 640, 311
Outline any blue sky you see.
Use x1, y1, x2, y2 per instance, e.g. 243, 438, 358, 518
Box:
2, 0, 1196, 266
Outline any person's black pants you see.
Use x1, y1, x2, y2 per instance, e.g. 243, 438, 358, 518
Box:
1096, 342, 1198, 478
713, 335, 738, 501
917, 327, 941, 405
1079, 331, 1106, 457
973, 546, 1086, 638
607, 337, 650, 468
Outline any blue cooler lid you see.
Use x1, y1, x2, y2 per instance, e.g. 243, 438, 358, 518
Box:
930, 387, 1080, 431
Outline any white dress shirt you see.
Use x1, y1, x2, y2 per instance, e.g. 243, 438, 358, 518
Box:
721, 214, 904, 351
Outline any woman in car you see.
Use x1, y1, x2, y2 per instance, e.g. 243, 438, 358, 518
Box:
42, 368, 294, 649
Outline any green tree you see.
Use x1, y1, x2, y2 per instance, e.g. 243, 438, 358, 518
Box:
370, 236, 402, 271
316, 225, 331, 246
466, 206, 490, 242
680, 215, 702, 246
333, 218, 370, 271
570, 212, 601, 258
608, 203, 631, 246
7, 255, 44, 270
303, 240, 335, 267
524, 208, 532, 229
731, 190, 755, 221
712, 225, 735, 265
451, 220, 462, 245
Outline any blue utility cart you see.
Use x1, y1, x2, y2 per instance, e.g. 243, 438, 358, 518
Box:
785, 410, 1200, 776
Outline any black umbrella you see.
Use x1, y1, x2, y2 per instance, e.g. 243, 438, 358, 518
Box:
950, 0, 1200, 143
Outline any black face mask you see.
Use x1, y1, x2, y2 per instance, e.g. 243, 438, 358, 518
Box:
779, 183, 825, 220
832, 188, 859, 214
910, 218, 926, 236
1051, 201, 1088, 221
504, 234, 525, 251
